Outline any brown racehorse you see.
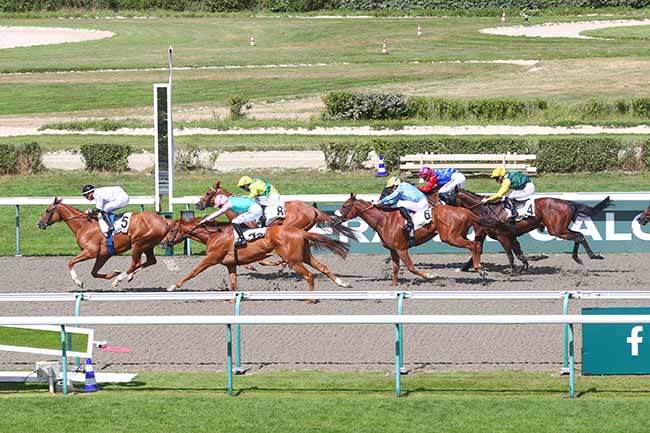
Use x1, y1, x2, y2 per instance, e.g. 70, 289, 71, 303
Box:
334, 194, 501, 285
196, 181, 354, 237
36, 198, 169, 288
162, 218, 352, 298
449, 189, 612, 266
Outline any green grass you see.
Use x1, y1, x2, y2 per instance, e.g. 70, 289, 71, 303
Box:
0, 326, 88, 352
1, 170, 648, 256
3, 371, 650, 433
585, 24, 650, 40
2, 16, 650, 118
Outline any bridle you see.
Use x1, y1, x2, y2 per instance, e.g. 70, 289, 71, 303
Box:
40, 203, 86, 227
335, 200, 374, 223
198, 186, 218, 209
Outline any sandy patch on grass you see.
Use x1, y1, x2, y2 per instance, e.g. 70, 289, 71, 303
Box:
0, 26, 113, 49
481, 19, 650, 39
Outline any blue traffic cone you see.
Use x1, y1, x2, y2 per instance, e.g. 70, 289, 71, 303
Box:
376, 154, 388, 177
83, 358, 99, 392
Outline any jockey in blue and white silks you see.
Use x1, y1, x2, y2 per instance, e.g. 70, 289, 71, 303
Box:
378, 177, 429, 213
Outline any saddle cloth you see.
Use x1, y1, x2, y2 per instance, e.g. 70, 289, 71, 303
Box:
236, 227, 267, 246
412, 206, 433, 229
505, 198, 535, 220
260, 203, 286, 226
98, 213, 132, 237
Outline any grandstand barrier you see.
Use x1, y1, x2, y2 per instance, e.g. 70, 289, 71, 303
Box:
6, 290, 650, 396
3, 312, 650, 398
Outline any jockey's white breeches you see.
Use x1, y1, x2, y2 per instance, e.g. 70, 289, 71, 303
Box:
438, 172, 466, 194
99, 194, 130, 213
396, 197, 429, 213
507, 182, 535, 201
256, 192, 282, 207
232, 202, 263, 225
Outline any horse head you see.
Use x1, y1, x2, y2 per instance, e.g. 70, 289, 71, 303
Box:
333, 193, 375, 224
196, 181, 223, 211
37, 197, 64, 229
639, 206, 650, 226
160, 219, 184, 249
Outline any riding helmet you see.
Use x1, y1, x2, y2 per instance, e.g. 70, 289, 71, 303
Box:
82, 184, 95, 195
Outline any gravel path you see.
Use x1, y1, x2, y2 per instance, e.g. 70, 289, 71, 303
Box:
0, 253, 645, 374
481, 19, 650, 39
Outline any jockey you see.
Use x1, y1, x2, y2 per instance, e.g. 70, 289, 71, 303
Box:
481, 167, 535, 221
418, 166, 466, 202
237, 176, 282, 227
82, 184, 130, 233
377, 176, 428, 247
200, 194, 257, 248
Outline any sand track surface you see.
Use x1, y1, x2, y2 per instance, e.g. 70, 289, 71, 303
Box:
0, 26, 113, 49
0, 253, 644, 374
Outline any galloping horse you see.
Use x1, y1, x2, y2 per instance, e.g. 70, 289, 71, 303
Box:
37, 198, 169, 288
196, 181, 354, 237
449, 189, 612, 266
162, 218, 352, 298
333, 194, 501, 285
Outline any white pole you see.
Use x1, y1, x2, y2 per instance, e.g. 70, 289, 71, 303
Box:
167, 46, 174, 214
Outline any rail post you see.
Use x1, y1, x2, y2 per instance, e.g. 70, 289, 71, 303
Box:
60, 325, 68, 395
561, 292, 570, 374
15, 205, 21, 257
397, 292, 408, 374
226, 324, 233, 396
73, 294, 83, 370
568, 323, 575, 398
234, 292, 247, 374
395, 323, 402, 397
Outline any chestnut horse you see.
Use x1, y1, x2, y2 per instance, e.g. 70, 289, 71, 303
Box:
36, 198, 169, 288
449, 189, 612, 266
162, 218, 352, 297
196, 181, 354, 237
333, 194, 502, 285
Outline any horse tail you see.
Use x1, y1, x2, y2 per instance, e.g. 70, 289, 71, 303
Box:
303, 232, 350, 259
313, 206, 359, 241
572, 196, 613, 221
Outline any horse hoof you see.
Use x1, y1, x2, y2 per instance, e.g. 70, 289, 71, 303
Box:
480, 270, 487, 279
76, 281, 84, 289
127, 274, 135, 283
592, 255, 604, 260
573, 257, 584, 266
112, 279, 120, 288
335, 277, 351, 288
426, 273, 438, 279
304, 299, 318, 304
455, 268, 461, 273
167, 285, 176, 292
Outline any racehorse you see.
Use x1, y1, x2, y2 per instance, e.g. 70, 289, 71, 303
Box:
162, 218, 352, 299
639, 206, 650, 225
333, 193, 501, 285
196, 181, 354, 237
36, 198, 169, 288
448, 189, 612, 266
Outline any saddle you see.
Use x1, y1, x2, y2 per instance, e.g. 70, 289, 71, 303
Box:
503, 198, 535, 222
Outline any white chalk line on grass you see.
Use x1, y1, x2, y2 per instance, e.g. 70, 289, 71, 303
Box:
481, 19, 650, 39
3, 124, 650, 138
0, 59, 539, 76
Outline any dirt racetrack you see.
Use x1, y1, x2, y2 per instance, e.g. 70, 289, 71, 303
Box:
0, 252, 646, 374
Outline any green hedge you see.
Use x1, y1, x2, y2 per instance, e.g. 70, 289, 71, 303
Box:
80, 143, 133, 172
0, 142, 42, 175
323, 92, 409, 121
3, 0, 647, 12
371, 137, 640, 173
320, 141, 372, 170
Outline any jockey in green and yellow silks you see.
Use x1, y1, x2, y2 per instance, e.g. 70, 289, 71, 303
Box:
482, 167, 535, 220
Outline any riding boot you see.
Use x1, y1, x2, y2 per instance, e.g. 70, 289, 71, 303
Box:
258, 206, 267, 228
101, 211, 114, 234
438, 192, 451, 205
233, 223, 247, 248
399, 208, 416, 247
506, 199, 518, 224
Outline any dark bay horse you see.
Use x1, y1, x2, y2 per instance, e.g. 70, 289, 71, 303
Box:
334, 194, 501, 285
36, 198, 169, 288
450, 189, 612, 266
162, 219, 352, 298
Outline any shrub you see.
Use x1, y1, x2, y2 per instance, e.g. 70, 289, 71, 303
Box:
321, 141, 372, 171
642, 140, 650, 170
0, 142, 43, 175
579, 99, 611, 118
176, 143, 208, 171
632, 98, 650, 118
322, 92, 409, 121
373, 138, 530, 170
614, 99, 629, 115
80, 143, 133, 172
537, 137, 619, 173
227, 96, 251, 120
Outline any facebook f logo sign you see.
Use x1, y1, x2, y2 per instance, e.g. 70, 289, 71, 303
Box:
627, 326, 644, 357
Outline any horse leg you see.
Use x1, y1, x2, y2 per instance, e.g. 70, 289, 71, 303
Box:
439, 231, 484, 278
304, 250, 351, 288
396, 249, 437, 281
113, 246, 144, 288
512, 239, 529, 271
90, 254, 119, 280
227, 265, 238, 291
289, 263, 317, 304
547, 228, 586, 265
168, 254, 222, 292
128, 247, 157, 283
68, 250, 96, 288
389, 249, 401, 286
